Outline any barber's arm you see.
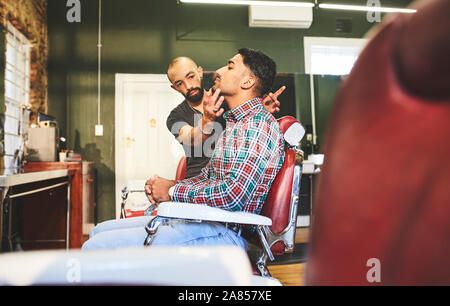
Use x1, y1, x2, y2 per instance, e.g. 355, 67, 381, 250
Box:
167, 89, 225, 147
177, 125, 209, 147
166, 116, 207, 148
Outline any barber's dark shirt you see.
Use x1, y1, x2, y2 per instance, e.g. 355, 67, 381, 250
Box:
166, 100, 227, 179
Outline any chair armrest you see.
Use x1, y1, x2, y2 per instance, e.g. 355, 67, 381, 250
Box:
157, 202, 272, 226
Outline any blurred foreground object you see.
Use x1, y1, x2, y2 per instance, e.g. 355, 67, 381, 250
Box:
306, 0, 450, 285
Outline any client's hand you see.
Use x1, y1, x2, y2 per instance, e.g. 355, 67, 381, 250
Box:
145, 176, 157, 204
145, 175, 176, 205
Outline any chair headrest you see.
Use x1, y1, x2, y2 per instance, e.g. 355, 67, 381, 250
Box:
277, 116, 305, 146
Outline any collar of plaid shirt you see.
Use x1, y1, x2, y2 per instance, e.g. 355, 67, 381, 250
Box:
223, 97, 263, 123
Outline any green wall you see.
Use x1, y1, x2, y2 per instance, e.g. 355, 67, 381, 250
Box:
47, 0, 412, 222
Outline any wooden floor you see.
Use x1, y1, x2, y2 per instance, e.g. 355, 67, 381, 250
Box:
267, 228, 309, 286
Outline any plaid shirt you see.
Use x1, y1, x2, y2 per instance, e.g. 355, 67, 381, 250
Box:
171, 97, 285, 214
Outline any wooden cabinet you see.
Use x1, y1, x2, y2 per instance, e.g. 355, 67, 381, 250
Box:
19, 177, 70, 250
1, 170, 72, 252
24, 162, 83, 249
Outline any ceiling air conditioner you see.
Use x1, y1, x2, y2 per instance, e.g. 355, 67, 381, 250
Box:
249, 5, 313, 29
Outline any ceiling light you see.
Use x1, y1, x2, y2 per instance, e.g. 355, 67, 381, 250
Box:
179, 0, 315, 8
319, 3, 417, 14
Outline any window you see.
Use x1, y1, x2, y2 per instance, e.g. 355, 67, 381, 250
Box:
3, 22, 31, 170
304, 37, 368, 75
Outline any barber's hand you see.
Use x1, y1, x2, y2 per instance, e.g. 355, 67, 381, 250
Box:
149, 175, 176, 204
262, 86, 285, 114
203, 88, 225, 122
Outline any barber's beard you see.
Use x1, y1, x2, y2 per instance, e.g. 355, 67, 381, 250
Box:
185, 87, 204, 103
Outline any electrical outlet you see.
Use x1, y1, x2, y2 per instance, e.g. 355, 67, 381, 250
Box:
95, 124, 103, 136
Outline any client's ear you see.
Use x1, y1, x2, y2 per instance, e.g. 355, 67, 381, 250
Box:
241, 76, 256, 90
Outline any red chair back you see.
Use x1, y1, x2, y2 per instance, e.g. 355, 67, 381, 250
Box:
260, 116, 303, 255
260, 149, 296, 255
175, 156, 186, 181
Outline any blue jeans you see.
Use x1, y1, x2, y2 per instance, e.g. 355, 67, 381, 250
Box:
82, 216, 248, 251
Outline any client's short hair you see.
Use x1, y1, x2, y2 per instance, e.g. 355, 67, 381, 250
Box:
238, 48, 277, 96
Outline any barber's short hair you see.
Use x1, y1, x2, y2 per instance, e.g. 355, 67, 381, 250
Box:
238, 48, 276, 96
167, 57, 197, 83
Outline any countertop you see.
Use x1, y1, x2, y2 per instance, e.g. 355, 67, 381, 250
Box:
0, 169, 69, 187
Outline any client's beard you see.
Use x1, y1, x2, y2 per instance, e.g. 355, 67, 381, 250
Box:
185, 87, 204, 104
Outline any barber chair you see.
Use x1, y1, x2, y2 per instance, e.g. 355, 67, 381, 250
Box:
175, 156, 187, 181
143, 116, 306, 277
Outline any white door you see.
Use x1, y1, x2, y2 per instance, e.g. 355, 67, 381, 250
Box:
115, 74, 185, 218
